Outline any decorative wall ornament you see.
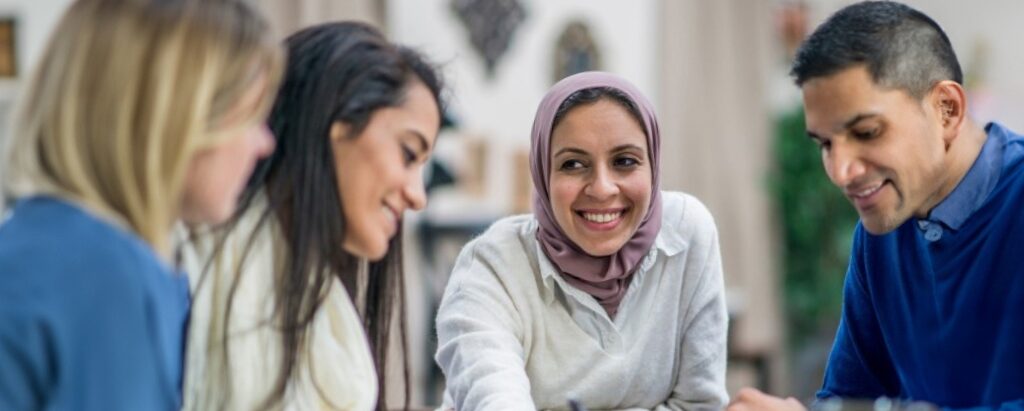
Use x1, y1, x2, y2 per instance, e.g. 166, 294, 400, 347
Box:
451, 0, 526, 77
0, 18, 16, 77
552, 20, 602, 84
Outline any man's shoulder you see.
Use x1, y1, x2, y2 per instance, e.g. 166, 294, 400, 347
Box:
994, 122, 1024, 179
981, 124, 1024, 217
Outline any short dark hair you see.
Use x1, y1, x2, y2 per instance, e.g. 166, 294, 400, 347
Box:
552, 86, 644, 133
790, 1, 962, 99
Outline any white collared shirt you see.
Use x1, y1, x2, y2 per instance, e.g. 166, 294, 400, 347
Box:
435, 191, 728, 411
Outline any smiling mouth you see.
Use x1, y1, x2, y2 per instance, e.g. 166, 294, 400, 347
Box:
848, 182, 884, 198
382, 205, 401, 234
845, 180, 890, 210
580, 211, 622, 223
574, 208, 628, 231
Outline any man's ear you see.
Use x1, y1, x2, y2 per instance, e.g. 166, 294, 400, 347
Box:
930, 80, 967, 149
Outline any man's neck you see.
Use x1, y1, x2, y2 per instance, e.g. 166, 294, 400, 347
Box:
931, 119, 988, 214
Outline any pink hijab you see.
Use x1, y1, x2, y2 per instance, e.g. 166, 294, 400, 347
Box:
530, 72, 662, 318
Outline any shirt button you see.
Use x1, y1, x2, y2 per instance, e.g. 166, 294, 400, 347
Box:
924, 226, 942, 242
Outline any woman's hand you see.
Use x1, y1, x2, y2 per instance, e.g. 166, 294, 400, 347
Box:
727, 388, 806, 411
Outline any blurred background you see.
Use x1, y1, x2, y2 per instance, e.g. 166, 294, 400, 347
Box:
0, 0, 1021, 407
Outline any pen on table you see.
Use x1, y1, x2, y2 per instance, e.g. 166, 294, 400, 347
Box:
568, 398, 589, 411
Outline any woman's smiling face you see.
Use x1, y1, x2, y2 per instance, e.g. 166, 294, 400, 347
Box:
548, 98, 652, 257
332, 80, 440, 260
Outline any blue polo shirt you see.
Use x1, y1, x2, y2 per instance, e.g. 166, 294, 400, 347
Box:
0, 196, 190, 410
818, 123, 1024, 409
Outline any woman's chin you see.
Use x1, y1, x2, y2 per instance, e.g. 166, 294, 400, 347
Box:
343, 238, 389, 261
577, 239, 628, 257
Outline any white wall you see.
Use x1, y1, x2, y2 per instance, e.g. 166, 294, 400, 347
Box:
387, 0, 658, 210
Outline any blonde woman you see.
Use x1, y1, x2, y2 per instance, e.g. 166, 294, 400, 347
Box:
0, 0, 281, 409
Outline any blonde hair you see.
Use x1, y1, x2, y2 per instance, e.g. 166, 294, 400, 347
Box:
2, 0, 283, 256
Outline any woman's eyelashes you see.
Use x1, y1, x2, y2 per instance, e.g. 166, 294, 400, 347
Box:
401, 143, 417, 166
559, 158, 586, 171
557, 155, 643, 172
613, 155, 641, 168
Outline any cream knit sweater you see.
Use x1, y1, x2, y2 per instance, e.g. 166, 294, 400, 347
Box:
181, 196, 377, 411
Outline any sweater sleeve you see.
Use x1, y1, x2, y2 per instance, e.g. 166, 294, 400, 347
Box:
435, 241, 536, 411
0, 307, 52, 410
657, 210, 729, 411
945, 399, 1024, 411
818, 226, 901, 400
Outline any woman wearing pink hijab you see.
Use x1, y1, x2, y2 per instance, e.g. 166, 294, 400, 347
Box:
435, 72, 728, 410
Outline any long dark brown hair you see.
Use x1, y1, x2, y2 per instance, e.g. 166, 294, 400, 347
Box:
213, 21, 442, 410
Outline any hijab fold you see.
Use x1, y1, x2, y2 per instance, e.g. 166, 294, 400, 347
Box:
529, 72, 662, 318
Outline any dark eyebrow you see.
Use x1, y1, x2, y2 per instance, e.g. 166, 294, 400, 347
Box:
806, 112, 881, 141
842, 113, 880, 130
405, 129, 431, 154
610, 143, 645, 154
553, 147, 588, 158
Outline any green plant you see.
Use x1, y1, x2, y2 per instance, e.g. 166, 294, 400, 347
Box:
770, 106, 859, 347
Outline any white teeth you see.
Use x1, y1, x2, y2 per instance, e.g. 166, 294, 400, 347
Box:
383, 206, 396, 224
582, 212, 621, 223
854, 183, 883, 198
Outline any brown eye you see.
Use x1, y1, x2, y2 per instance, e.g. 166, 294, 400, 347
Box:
613, 157, 640, 168
852, 128, 879, 140
559, 159, 585, 171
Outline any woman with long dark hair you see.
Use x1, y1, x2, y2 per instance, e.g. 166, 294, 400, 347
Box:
182, 22, 443, 410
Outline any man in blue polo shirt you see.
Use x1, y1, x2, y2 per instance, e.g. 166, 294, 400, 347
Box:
729, 2, 1024, 410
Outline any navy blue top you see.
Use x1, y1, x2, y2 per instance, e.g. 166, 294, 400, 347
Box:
0, 196, 190, 410
818, 123, 1024, 410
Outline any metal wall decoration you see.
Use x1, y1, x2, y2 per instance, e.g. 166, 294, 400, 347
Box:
552, 20, 601, 84
451, 0, 526, 78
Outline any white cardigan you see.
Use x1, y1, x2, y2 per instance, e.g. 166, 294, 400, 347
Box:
180, 197, 377, 411
435, 191, 728, 411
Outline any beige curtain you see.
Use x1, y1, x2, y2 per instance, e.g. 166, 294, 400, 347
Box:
658, 0, 786, 388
